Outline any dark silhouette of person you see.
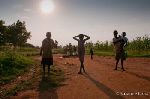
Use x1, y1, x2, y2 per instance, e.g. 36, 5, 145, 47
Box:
90, 48, 94, 60
73, 34, 90, 74
112, 30, 126, 71
40, 32, 54, 76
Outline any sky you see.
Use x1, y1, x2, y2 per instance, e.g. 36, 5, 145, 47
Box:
0, 0, 150, 46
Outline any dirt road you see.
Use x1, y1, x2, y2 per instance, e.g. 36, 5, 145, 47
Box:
9, 55, 150, 99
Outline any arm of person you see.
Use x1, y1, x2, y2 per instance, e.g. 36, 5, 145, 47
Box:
83, 34, 90, 41
51, 39, 55, 49
113, 38, 123, 43
40, 46, 43, 56
124, 40, 128, 47
73, 35, 79, 41
40, 41, 44, 56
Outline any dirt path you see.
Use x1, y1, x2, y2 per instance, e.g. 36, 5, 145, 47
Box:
56, 55, 150, 99
4, 55, 150, 99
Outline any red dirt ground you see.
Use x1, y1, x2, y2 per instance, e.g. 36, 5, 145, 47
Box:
5, 55, 150, 99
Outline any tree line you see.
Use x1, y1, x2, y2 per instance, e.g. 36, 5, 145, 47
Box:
0, 20, 31, 48
85, 35, 150, 52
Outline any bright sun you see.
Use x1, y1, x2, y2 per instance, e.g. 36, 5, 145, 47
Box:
40, 0, 54, 14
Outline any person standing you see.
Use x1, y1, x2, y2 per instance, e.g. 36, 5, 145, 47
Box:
73, 34, 90, 74
112, 30, 125, 71
90, 48, 94, 60
40, 32, 54, 76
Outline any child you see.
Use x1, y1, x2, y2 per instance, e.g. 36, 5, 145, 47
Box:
90, 48, 94, 60
73, 34, 90, 74
121, 32, 128, 60
121, 32, 128, 47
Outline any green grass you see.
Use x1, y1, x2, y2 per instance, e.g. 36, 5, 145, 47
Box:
0, 46, 40, 56
1, 65, 64, 98
2, 79, 34, 98
86, 49, 150, 58
0, 51, 34, 84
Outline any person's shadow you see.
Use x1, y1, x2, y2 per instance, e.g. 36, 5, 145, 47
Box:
84, 73, 124, 99
38, 76, 58, 99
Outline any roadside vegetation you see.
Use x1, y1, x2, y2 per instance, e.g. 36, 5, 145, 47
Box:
85, 35, 150, 57
0, 50, 33, 84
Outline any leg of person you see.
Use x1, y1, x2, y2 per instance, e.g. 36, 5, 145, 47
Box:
82, 65, 86, 73
121, 59, 125, 71
78, 56, 83, 74
81, 53, 85, 72
48, 65, 50, 75
114, 53, 120, 70
81, 61, 86, 73
115, 59, 119, 70
43, 63, 46, 76
78, 61, 82, 74
121, 51, 125, 71
81, 54, 86, 73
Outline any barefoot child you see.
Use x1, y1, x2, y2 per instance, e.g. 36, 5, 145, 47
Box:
73, 34, 90, 74
90, 48, 94, 60
40, 32, 54, 76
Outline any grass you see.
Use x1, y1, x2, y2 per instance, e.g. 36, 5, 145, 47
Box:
2, 79, 35, 98
0, 65, 64, 98
86, 49, 150, 58
0, 51, 34, 84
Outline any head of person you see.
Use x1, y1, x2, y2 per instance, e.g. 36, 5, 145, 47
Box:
113, 30, 118, 38
46, 32, 51, 39
122, 32, 126, 37
79, 34, 84, 40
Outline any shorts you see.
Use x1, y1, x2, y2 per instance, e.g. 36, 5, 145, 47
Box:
41, 58, 53, 65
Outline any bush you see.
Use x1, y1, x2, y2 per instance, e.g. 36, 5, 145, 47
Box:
0, 51, 33, 84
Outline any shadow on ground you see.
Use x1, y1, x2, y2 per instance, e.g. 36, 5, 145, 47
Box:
126, 71, 150, 82
84, 73, 124, 99
38, 76, 58, 99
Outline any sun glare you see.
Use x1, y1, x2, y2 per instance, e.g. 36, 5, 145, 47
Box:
40, 0, 54, 14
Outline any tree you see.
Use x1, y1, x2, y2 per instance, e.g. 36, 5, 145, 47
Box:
0, 20, 7, 46
7, 20, 31, 47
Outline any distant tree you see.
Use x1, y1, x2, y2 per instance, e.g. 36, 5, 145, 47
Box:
22, 43, 35, 48
85, 41, 93, 49
0, 20, 7, 46
7, 20, 31, 48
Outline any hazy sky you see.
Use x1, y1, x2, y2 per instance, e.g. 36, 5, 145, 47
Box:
0, 0, 150, 46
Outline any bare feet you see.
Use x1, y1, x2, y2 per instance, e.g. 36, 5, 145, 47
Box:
78, 72, 82, 74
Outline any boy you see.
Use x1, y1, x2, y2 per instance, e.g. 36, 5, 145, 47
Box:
73, 34, 90, 74
90, 48, 94, 60
121, 32, 128, 47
